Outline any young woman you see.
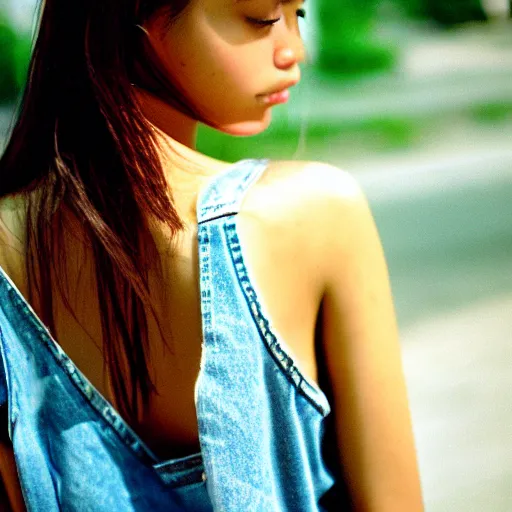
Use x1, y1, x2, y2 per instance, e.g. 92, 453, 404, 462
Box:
0, 0, 423, 510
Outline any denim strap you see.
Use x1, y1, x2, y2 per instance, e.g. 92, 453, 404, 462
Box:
0, 328, 7, 409
196, 159, 269, 224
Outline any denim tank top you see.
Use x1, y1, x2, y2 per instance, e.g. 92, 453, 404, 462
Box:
0, 159, 344, 511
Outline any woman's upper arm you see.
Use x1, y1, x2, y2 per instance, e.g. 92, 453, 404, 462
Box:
312, 164, 423, 511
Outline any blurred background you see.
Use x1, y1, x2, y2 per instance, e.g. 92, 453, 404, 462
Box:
1, 0, 511, 510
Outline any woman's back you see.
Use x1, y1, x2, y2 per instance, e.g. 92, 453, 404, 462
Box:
0, 158, 325, 461
0, 158, 349, 511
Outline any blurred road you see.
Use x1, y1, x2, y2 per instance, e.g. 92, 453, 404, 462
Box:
295, 22, 512, 116
402, 297, 512, 512
349, 23, 512, 512
356, 152, 512, 512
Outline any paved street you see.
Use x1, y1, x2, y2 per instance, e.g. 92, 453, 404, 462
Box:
343, 27, 512, 506
356, 153, 512, 512
402, 297, 512, 512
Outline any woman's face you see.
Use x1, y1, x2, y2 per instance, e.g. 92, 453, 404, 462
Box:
144, 0, 306, 136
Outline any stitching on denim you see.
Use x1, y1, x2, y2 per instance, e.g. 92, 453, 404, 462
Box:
198, 165, 251, 218
197, 159, 269, 224
224, 222, 331, 417
0, 272, 212, 483
202, 202, 231, 215
0, 273, 210, 486
158, 466, 206, 489
198, 209, 239, 226
0, 325, 15, 440
154, 453, 203, 472
0, 274, 158, 465
196, 224, 214, 484
198, 226, 213, 339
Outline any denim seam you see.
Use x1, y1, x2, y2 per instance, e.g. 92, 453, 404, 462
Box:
196, 223, 215, 489
198, 209, 238, 225
154, 453, 203, 472
0, 326, 15, 440
162, 469, 205, 489
223, 221, 331, 417
0, 274, 208, 489
197, 159, 269, 224
154, 456, 205, 489
0, 273, 160, 466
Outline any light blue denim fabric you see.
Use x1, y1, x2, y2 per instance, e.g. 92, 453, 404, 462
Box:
0, 159, 346, 511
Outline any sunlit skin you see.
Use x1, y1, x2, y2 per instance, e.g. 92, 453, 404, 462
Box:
0, 0, 424, 510
138, 0, 306, 148
136, 3, 424, 510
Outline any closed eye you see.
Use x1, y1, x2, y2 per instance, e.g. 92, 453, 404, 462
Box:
246, 16, 282, 26
247, 8, 305, 27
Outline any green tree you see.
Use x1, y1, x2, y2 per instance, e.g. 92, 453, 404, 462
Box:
0, 14, 18, 104
425, 0, 487, 25
394, 0, 487, 24
316, 0, 395, 75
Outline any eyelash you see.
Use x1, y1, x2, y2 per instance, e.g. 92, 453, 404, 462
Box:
247, 8, 306, 27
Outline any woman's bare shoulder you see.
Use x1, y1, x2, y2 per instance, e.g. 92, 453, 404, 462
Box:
257, 159, 361, 195
240, 159, 371, 295
244, 159, 367, 235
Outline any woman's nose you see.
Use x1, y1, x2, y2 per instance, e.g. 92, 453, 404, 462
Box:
274, 31, 306, 70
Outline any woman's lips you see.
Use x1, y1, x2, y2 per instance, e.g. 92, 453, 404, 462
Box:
260, 88, 290, 105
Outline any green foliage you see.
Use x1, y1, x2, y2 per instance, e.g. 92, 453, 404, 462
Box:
197, 116, 417, 163
425, 0, 487, 26
470, 102, 512, 123
315, 0, 396, 75
13, 34, 32, 92
392, 0, 427, 19
317, 40, 395, 76
0, 16, 18, 104
393, 0, 487, 25
0, 13, 32, 105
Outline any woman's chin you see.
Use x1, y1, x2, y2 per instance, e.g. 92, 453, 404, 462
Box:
214, 112, 273, 137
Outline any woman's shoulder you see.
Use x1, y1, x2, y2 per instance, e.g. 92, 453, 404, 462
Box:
244, 159, 368, 231
240, 159, 373, 283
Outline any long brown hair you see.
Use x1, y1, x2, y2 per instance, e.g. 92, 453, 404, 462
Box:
0, 0, 197, 423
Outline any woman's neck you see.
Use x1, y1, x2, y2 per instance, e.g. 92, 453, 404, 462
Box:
135, 89, 198, 150
134, 89, 233, 225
